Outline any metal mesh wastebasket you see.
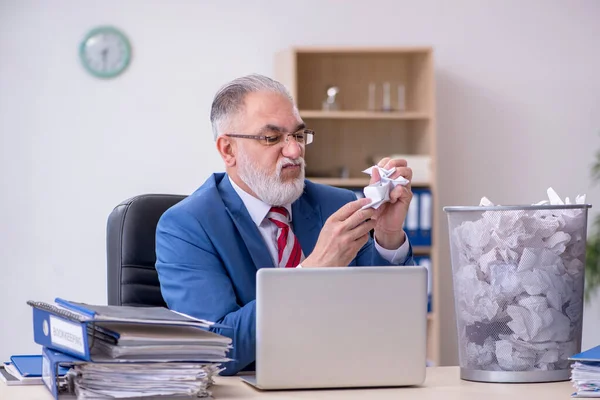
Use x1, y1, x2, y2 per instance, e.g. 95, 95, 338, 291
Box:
444, 204, 591, 383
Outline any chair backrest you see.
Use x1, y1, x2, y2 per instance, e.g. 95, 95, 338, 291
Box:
106, 194, 186, 306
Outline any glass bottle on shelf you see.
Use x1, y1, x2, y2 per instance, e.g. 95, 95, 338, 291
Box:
382, 82, 392, 112
322, 86, 340, 111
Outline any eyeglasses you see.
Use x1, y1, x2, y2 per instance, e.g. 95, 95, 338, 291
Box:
225, 129, 315, 146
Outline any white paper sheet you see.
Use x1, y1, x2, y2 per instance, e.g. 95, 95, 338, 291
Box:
361, 166, 409, 210
73, 363, 221, 399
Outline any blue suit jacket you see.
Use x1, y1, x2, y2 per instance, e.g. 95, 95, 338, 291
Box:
155, 173, 414, 375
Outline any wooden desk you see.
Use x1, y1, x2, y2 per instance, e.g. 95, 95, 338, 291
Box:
0, 367, 574, 399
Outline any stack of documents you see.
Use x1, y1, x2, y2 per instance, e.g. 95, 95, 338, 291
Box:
89, 322, 232, 362
28, 298, 233, 399
570, 345, 600, 397
72, 359, 221, 399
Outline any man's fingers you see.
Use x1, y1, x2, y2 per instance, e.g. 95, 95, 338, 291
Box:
384, 158, 407, 169
331, 198, 372, 222
348, 219, 377, 241
388, 185, 403, 203
343, 206, 376, 230
391, 166, 412, 182
370, 167, 380, 185
389, 185, 413, 204
378, 157, 391, 168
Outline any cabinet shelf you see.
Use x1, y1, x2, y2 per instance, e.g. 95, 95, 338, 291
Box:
293, 46, 433, 54
309, 177, 430, 188
276, 46, 438, 365
300, 110, 430, 120
413, 246, 432, 255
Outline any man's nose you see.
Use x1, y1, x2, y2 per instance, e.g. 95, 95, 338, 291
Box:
281, 135, 302, 158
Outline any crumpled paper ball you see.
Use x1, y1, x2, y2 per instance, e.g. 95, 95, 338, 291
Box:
361, 166, 409, 210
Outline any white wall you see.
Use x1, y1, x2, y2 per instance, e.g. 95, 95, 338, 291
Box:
1, 0, 599, 366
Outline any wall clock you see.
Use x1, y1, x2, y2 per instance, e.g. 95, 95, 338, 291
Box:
79, 26, 131, 79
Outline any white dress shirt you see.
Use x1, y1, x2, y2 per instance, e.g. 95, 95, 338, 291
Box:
228, 176, 410, 267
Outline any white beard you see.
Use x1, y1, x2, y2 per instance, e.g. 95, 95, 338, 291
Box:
237, 150, 305, 206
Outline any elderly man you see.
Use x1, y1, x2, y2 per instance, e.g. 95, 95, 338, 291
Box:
155, 74, 415, 375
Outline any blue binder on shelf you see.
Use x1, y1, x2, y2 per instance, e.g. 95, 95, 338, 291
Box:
418, 189, 432, 246
404, 190, 420, 243
29, 298, 231, 362
407, 188, 432, 247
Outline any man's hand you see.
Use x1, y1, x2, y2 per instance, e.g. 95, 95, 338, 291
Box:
370, 157, 413, 250
302, 198, 377, 268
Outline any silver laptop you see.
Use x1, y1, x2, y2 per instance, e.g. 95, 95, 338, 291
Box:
242, 266, 428, 390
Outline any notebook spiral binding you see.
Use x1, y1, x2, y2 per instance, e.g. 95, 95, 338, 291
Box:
26, 300, 87, 323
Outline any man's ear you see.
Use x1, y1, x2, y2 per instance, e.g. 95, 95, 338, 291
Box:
216, 136, 236, 167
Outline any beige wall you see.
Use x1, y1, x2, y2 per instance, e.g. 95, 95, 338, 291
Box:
1, 0, 599, 364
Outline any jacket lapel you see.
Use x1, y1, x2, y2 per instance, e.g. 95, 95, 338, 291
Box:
218, 176, 274, 270
292, 190, 322, 256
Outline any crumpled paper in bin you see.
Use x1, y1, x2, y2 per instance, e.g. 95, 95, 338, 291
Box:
453, 188, 587, 372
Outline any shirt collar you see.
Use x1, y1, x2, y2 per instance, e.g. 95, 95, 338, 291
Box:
228, 175, 293, 227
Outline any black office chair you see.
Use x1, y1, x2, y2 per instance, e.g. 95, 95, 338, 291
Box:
106, 194, 186, 307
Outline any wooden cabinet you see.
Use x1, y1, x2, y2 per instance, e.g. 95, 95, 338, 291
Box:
275, 46, 439, 365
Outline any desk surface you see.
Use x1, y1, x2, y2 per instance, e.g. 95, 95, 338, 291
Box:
0, 367, 575, 399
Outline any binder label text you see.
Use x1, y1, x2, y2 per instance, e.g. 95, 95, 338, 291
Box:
50, 315, 85, 355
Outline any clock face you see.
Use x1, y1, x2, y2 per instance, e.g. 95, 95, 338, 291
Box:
79, 26, 131, 78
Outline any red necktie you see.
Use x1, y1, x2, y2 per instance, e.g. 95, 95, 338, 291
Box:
267, 207, 304, 268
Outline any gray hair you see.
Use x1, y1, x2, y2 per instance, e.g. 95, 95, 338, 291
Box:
210, 74, 294, 140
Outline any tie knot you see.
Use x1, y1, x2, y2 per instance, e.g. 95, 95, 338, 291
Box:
268, 207, 290, 225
